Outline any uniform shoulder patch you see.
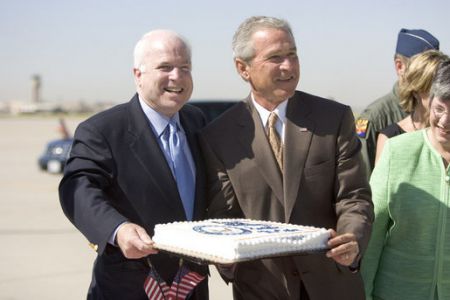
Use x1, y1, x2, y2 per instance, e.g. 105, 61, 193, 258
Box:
355, 118, 369, 138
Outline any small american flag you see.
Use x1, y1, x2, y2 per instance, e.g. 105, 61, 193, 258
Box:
144, 259, 205, 300
144, 267, 170, 300
166, 265, 205, 300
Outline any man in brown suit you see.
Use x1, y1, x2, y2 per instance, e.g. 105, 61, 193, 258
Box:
199, 16, 373, 299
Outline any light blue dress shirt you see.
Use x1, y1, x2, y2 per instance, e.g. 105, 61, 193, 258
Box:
109, 97, 196, 245
138, 98, 196, 179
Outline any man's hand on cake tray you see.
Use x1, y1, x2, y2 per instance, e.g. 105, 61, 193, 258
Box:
116, 223, 158, 259
325, 229, 359, 266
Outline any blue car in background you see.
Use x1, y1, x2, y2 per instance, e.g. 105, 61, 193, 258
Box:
38, 100, 237, 174
38, 138, 73, 174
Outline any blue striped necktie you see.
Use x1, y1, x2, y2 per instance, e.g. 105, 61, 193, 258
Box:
165, 120, 195, 220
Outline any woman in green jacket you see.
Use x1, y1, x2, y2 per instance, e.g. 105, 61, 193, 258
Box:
362, 60, 450, 300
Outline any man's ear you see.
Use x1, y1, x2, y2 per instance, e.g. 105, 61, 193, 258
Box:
235, 58, 250, 81
394, 57, 406, 78
133, 68, 142, 87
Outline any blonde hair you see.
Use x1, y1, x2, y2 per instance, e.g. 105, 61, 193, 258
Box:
399, 50, 449, 113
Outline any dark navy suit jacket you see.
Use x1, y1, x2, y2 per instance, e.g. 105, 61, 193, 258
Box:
59, 94, 209, 300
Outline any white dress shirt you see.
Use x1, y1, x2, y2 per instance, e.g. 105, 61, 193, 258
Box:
251, 94, 287, 143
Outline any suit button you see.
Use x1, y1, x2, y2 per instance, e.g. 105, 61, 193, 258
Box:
292, 270, 300, 277
88, 242, 99, 252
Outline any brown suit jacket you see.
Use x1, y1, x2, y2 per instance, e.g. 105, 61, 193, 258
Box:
199, 91, 373, 300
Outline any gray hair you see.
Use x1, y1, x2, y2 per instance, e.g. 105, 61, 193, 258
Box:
430, 60, 450, 101
133, 29, 191, 69
232, 16, 295, 62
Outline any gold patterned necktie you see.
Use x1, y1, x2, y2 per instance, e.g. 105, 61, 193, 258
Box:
267, 112, 283, 171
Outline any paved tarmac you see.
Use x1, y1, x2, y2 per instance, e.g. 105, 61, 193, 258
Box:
0, 117, 231, 300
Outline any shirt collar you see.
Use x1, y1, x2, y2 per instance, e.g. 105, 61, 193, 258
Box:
251, 94, 288, 127
138, 96, 182, 137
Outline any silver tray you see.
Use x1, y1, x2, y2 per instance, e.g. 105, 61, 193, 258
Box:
153, 244, 328, 265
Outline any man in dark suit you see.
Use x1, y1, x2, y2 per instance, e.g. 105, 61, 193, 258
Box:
59, 30, 208, 299
199, 16, 373, 299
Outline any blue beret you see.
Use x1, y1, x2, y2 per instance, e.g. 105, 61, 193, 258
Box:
396, 28, 439, 57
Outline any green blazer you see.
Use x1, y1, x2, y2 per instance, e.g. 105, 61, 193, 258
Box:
362, 129, 450, 300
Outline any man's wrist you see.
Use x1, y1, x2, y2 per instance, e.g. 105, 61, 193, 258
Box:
109, 221, 129, 246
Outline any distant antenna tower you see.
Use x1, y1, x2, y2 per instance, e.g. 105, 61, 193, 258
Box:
31, 74, 41, 103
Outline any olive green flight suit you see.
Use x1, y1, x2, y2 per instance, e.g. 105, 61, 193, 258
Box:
355, 83, 407, 177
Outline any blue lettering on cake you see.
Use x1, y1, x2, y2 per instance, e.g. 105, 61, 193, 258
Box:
193, 225, 252, 235
193, 220, 302, 235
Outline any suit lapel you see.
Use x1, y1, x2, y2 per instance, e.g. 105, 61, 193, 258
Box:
238, 98, 284, 204
283, 93, 315, 221
179, 108, 206, 220
126, 96, 186, 218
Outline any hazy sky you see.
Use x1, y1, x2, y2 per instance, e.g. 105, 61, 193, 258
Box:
2, 0, 449, 111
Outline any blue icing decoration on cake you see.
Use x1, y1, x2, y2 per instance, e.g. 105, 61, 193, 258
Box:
193, 220, 302, 235
193, 225, 252, 235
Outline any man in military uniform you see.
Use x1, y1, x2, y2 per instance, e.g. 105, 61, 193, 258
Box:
356, 28, 439, 176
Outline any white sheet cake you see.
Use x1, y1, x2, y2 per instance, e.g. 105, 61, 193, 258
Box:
152, 219, 330, 264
